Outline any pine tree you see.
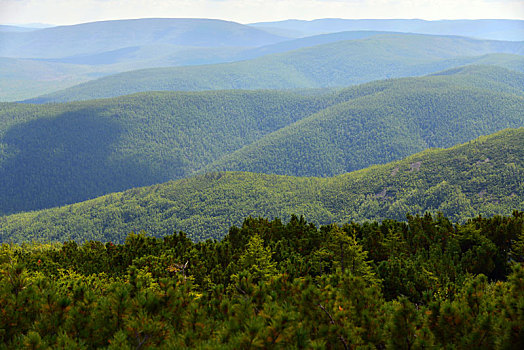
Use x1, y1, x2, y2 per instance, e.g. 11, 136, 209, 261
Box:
238, 234, 277, 282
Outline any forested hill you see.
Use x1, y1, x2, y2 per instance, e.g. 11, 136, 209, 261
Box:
1, 66, 523, 216
26, 33, 524, 103
1, 128, 522, 244
205, 65, 524, 177
1, 66, 523, 215
0, 90, 334, 215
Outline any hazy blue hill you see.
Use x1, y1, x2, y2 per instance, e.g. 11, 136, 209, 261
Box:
0, 25, 37, 32
3, 19, 523, 102
26, 33, 524, 103
0, 90, 333, 214
437, 53, 524, 77
429, 63, 524, 92
0, 30, 397, 101
250, 19, 524, 41
0, 128, 521, 243
206, 68, 524, 177
0, 57, 96, 101
234, 30, 394, 59
0, 18, 291, 101
40, 44, 247, 67
0, 18, 288, 59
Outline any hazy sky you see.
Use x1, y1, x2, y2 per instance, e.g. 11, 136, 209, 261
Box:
1, 0, 523, 25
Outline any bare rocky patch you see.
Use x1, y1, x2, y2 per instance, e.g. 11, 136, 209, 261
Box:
409, 161, 422, 172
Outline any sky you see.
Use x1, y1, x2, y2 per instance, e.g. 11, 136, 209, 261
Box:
1, 0, 523, 26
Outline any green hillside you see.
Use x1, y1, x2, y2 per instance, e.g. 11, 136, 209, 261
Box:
0, 90, 332, 214
1, 67, 523, 215
27, 34, 524, 103
207, 65, 524, 177
1, 128, 522, 243
234, 30, 393, 59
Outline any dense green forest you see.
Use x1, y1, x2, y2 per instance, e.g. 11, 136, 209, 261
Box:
1, 66, 523, 215
1, 212, 522, 348
1, 128, 522, 244
207, 66, 524, 177
2, 16, 523, 349
26, 34, 524, 103
0, 90, 332, 214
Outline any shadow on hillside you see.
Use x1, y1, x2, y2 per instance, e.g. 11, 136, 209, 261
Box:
0, 107, 160, 215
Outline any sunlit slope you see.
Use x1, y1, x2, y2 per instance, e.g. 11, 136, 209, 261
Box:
27, 34, 524, 103
2, 67, 523, 215
0, 128, 521, 243
207, 66, 524, 177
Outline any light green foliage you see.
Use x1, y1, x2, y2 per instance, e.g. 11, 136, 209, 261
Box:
237, 234, 277, 281
0, 213, 522, 348
1, 128, 521, 243
208, 67, 524, 176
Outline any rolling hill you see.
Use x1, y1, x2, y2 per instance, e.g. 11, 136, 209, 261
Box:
0, 57, 104, 102
206, 65, 524, 177
1, 128, 521, 244
0, 30, 400, 102
1, 66, 523, 215
27, 33, 524, 103
0, 90, 334, 214
249, 19, 524, 41
0, 18, 287, 59
0, 18, 292, 102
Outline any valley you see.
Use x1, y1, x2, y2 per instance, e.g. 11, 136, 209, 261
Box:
1, 11, 523, 349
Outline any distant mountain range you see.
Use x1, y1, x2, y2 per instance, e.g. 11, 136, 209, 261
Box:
1, 18, 523, 102
24, 33, 524, 103
1, 128, 521, 243
0, 18, 287, 59
249, 19, 524, 41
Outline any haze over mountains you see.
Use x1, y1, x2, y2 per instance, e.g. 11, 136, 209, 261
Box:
1, 12, 524, 349
24, 34, 524, 103
0, 16, 523, 244
1, 18, 523, 102
0, 18, 287, 58
250, 19, 524, 41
